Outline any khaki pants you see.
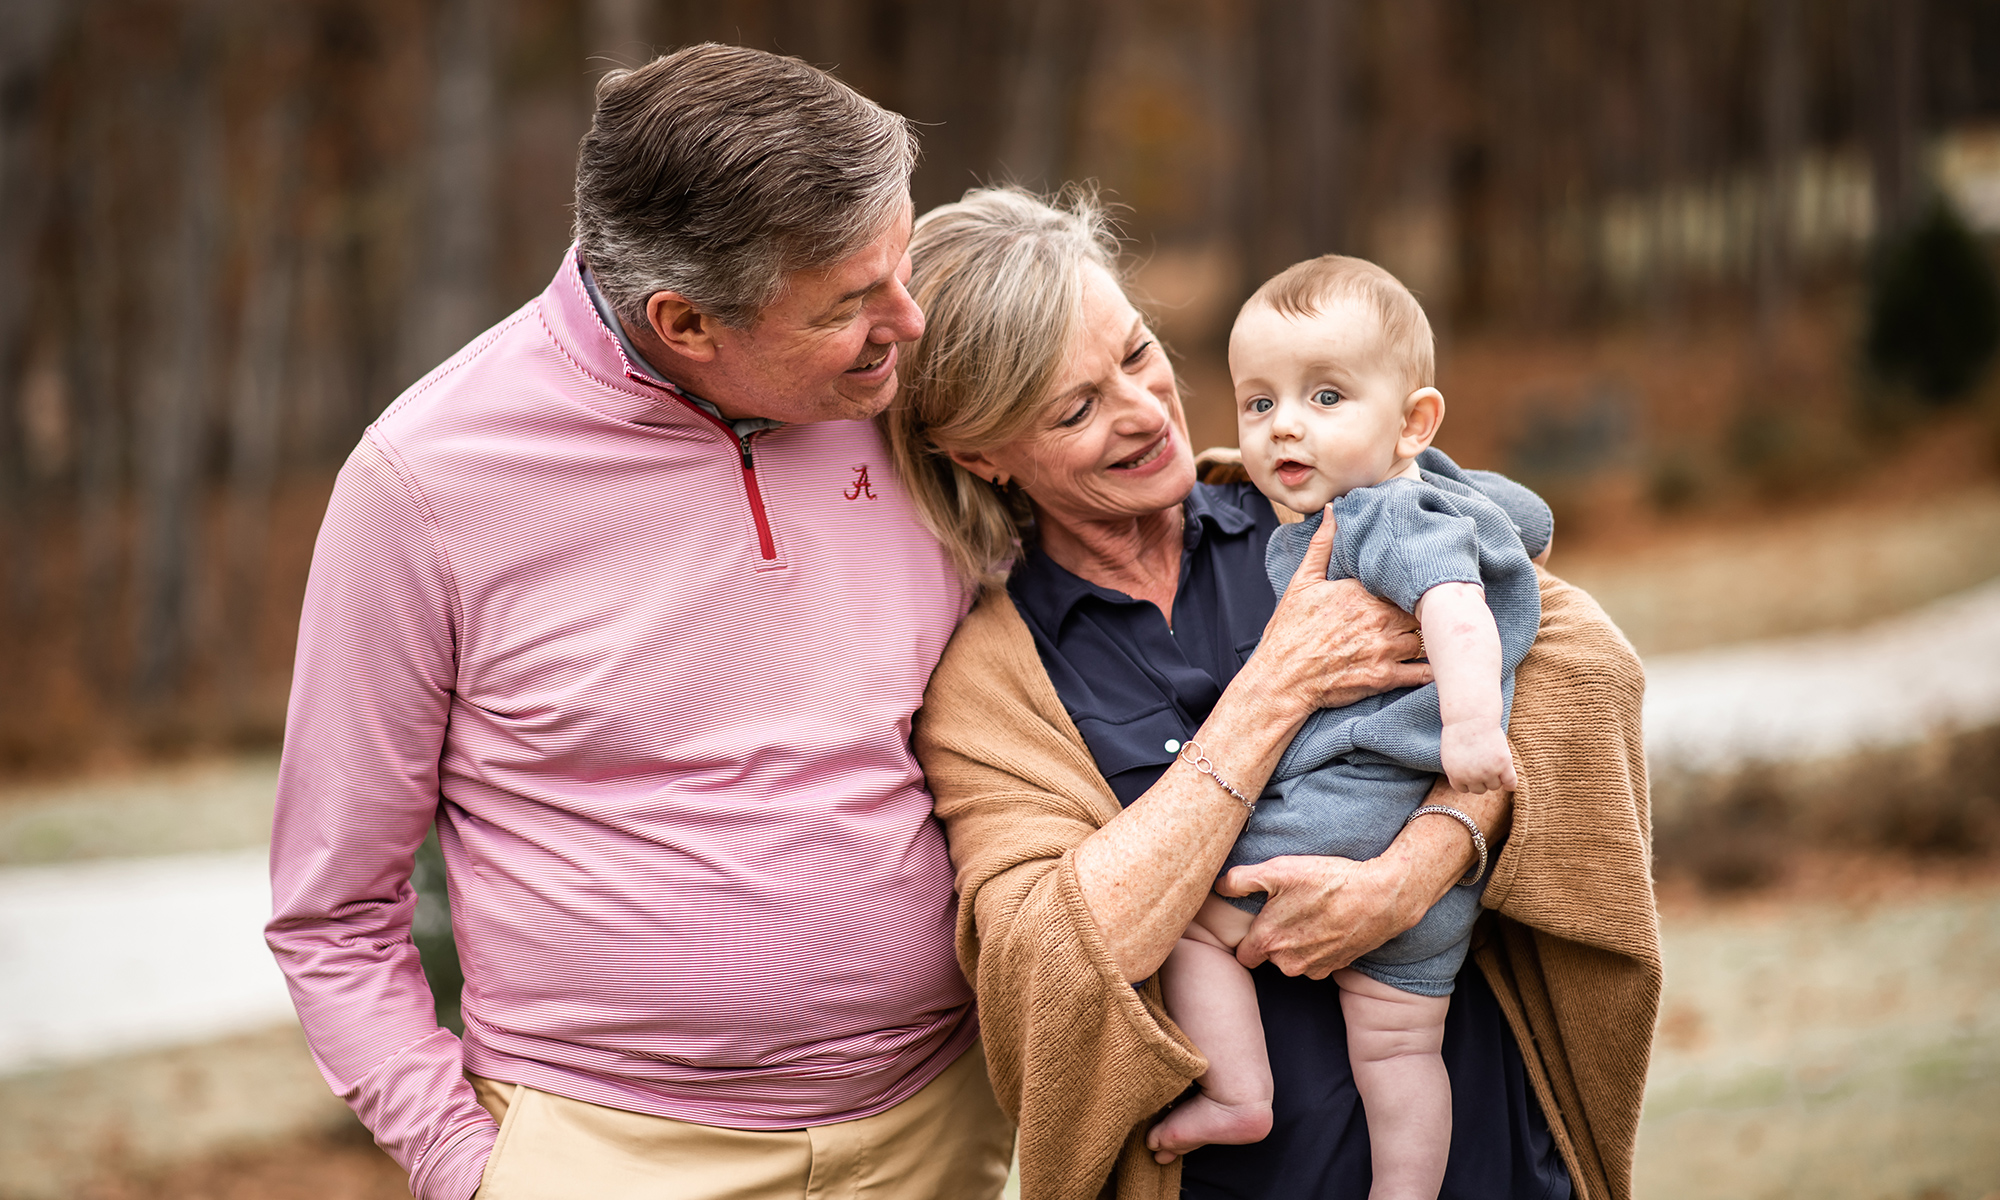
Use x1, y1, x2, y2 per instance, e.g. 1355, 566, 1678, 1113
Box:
470, 1042, 1015, 1200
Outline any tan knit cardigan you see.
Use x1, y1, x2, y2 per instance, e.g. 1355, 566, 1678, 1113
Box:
913, 570, 1660, 1200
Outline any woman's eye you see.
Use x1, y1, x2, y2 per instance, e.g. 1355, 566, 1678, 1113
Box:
1312, 388, 1341, 407
1123, 339, 1154, 368
1249, 397, 1274, 414
1056, 395, 1095, 428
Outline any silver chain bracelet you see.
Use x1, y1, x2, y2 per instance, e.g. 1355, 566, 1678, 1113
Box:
1175, 738, 1256, 810
1405, 803, 1490, 887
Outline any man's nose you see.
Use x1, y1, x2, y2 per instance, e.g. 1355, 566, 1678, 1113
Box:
875, 276, 925, 344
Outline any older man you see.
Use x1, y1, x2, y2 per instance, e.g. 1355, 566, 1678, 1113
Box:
266, 45, 1012, 1200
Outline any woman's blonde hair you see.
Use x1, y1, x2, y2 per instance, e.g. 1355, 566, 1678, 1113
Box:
881, 186, 1123, 585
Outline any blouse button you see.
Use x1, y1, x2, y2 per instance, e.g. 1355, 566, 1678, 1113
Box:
1164, 739, 1182, 753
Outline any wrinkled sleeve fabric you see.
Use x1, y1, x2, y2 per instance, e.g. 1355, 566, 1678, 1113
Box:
265, 435, 496, 1200
1457, 467, 1554, 560
914, 588, 1200, 1200
1330, 482, 1486, 613
1415, 447, 1555, 560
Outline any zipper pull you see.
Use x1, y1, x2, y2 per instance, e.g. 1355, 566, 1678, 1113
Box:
738, 434, 754, 469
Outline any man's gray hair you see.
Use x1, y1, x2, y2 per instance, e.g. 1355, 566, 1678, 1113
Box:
574, 44, 919, 329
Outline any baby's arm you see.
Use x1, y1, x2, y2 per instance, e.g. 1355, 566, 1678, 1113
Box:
1413, 582, 1517, 793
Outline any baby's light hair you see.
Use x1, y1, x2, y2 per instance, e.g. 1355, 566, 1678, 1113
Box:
1241, 255, 1435, 390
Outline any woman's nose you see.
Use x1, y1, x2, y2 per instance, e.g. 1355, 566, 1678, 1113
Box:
1106, 375, 1169, 431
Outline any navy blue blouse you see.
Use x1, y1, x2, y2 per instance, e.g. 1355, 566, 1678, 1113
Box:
1008, 481, 1571, 1200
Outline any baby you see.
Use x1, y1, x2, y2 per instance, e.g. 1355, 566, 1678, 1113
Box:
1149, 255, 1548, 1200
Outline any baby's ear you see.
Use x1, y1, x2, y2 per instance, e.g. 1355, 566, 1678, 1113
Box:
1397, 387, 1445, 458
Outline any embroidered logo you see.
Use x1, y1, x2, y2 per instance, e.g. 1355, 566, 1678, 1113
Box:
843, 464, 878, 501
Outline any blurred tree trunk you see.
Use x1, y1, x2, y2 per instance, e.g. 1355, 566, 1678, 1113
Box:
994, 0, 1099, 192
0, 0, 70, 618
1385, 0, 1454, 346
1244, 0, 1350, 280
586, 0, 654, 67
1294, 0, 1345, 258
292, 222, 360, 466
1757, 0, 1802, 340
798, 0, 847, 69
905, 1, 969, 210
221, 89, 303, 713
1858, 0, 1924, 239
67, 82, 129, 701
767, 0, 843, 65
1644, 0, 1692, 325
1201, 0, 1256, 304
1242, 0, 1352, 282
131, 6, 222, 709
906, 1, 1009, 211
401, 0, 500, 386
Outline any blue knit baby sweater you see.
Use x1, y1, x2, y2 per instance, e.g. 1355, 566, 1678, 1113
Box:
1219, 448, 1546, 995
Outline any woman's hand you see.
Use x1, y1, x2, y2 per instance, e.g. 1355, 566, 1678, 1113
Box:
1220, 779, 1513, 979
1249, 508, 1431, 715
1073, 514, 1431, 984
1215, 855, 1425, 978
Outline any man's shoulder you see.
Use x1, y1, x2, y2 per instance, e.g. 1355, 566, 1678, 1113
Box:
374, 303, 551, 441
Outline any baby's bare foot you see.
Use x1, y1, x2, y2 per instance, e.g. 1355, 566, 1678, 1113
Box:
1145, 1093, 1274, 1164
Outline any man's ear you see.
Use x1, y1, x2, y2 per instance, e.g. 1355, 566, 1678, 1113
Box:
642, 291, 722, 364
1396, 387, 1445, 459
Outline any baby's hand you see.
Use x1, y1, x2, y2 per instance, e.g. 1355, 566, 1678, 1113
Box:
1440, 721, 1517, 794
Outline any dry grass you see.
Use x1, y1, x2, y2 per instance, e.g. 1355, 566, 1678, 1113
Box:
1651, 723, 2000, 893
61, 1122, 406, 1200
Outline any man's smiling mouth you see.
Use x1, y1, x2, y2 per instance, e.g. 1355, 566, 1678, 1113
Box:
848, 345, 891, 374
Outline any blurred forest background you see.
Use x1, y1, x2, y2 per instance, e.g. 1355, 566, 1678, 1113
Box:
2, 0, 1999, 773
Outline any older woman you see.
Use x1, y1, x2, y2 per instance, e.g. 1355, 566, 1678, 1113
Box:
885, 187, 1660, 1200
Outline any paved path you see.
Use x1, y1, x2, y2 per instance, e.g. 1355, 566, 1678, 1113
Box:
0, 850, 293, 1075
1642, 576, 2000, 774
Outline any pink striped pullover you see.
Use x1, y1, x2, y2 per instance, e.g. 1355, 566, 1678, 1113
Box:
266, 249, 978, 1200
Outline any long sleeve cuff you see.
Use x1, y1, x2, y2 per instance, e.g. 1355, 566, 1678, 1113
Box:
413, 1118, 498, 1200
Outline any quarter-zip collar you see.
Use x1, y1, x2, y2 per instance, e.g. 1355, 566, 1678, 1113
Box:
539, 244, 770, 437
578, 263, 784, 442
542, 246, 784, 563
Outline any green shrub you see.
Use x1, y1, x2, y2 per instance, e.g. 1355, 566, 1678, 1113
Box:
412, 827, 465, 1034
1864, 196, 2000, 404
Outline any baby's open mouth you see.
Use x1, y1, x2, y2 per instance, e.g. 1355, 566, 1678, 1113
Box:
1111, 435, 1170, 470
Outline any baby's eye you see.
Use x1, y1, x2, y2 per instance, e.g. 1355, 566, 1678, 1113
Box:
1249, 397, 1274, 414
1312, 388, 1341, 407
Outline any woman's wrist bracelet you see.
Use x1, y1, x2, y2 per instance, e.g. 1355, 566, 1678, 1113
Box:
1405, 804, 1490, 887
1172, 739, 1256, 810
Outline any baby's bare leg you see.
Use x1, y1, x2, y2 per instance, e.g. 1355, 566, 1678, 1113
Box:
1335, 968, 1452, 1200
1147, 895, 1273, 1164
